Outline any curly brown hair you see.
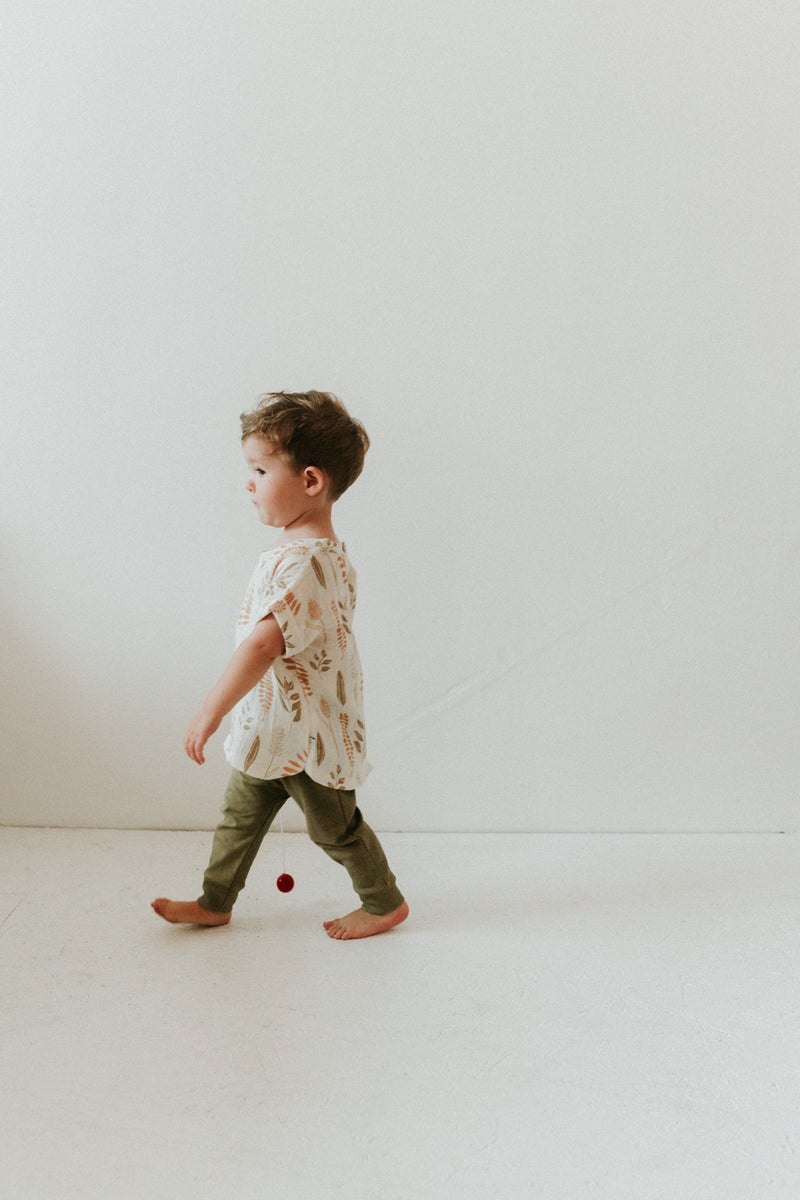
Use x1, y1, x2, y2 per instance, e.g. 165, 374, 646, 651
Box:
240, 391, 370, 501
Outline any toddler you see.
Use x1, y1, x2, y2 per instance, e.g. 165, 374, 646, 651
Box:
152, 391, 408, 939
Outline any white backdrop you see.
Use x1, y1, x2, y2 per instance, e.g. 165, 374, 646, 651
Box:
2, 1, 798, 832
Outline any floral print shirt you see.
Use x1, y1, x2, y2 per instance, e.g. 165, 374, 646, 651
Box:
223, 539, 371, 790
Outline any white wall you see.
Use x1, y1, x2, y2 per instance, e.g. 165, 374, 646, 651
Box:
2, 1, 798, 832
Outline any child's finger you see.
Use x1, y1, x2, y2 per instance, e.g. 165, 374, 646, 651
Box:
184, 733, 204, 765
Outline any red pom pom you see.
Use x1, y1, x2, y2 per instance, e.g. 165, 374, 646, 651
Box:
276, 873, 295, 893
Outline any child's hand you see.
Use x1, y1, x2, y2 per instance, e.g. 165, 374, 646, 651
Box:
184, 708, 221, 765
182, 621, 281, 765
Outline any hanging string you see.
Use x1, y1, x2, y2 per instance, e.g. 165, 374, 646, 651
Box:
276, 805, 294, 892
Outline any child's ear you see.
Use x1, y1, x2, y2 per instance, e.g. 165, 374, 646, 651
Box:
303, 466, 327, 496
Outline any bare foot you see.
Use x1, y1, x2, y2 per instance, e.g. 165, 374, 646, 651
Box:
151, 898, 231, 926
323, 900, 409, 940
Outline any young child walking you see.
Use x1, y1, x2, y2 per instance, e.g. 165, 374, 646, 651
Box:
152, 391, 408, 940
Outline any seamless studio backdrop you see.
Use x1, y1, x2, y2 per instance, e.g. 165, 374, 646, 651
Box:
1, 1, 798, 836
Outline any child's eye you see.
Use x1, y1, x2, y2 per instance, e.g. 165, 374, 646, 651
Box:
254, 467, 266, 476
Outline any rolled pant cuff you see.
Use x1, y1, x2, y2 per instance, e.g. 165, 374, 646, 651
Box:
198, 888, 235, 915
361, 885, 405, 917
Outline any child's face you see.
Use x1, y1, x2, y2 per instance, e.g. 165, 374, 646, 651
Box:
243, 435, 316, 528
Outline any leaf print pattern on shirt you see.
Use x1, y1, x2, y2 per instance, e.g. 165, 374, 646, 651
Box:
339, 711, 355, 768
281, 750, 309, 775
309, 647, 331, 675
310, 556, 326, 588
225, 541, 369, 789
257, 673, 274, 710
331, 600, 347, 651
334, 553, 350, 586
337, 601, 353, 638
243, 736, 261, 773
276, 675, 303, 724
284, 657, 314, 699
330, 763, 348, 789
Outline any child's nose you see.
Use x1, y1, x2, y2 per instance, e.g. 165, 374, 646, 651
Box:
246, 478, 255, 493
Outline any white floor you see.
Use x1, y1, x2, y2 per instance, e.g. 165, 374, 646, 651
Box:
1, 827, 799, 1199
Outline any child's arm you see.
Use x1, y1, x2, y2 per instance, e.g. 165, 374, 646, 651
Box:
184, 614, 286, 765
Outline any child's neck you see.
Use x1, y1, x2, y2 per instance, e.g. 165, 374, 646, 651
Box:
275, 507, 337, 545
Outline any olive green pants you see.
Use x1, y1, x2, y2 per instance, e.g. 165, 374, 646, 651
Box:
199, 768, 404, 916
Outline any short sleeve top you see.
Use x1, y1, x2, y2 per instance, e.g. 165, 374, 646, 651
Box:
223, 539, 371, 790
